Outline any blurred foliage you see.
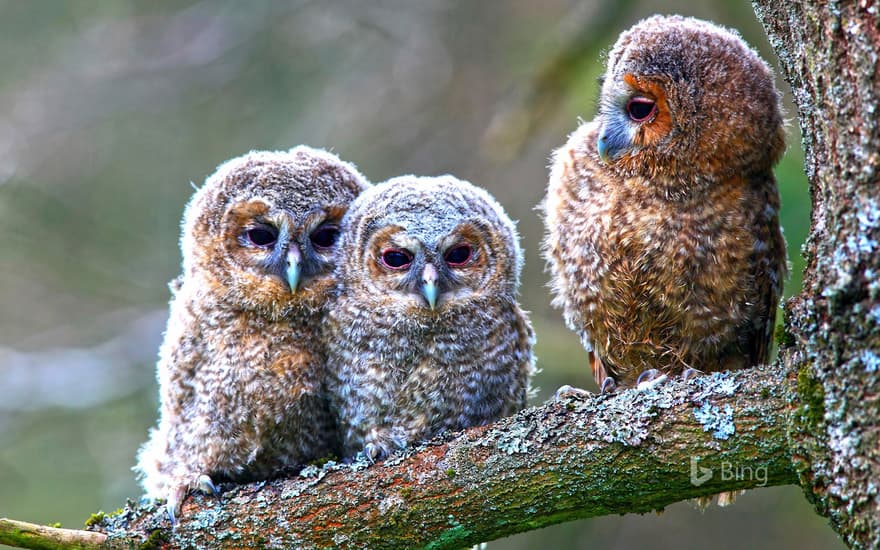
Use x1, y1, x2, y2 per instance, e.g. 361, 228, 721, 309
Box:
0, 1, 837, 548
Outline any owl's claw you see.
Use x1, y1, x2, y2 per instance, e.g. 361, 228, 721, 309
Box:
364, 443, 383, 464
635, 369, 667, 390
600, 377, 617, 394
197, 474, 220, 496
165, 501, 177, 528
682, 368, 702, 382
554, 384, 591, 400
165, 486, 186, 528
164, 475, 219, 528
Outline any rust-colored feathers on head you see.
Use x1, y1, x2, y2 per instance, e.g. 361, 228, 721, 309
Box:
543, 15, 788, 388
136, 146, 370, 520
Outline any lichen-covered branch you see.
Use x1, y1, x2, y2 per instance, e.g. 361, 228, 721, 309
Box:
752, 1, 880, 548
0, 518, 107, 550
54, 365, 794, 550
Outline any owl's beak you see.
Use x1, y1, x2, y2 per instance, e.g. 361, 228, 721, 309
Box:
597, 134, 611, 163
421, 262, 439, 310
286, 243, 302, 293
597, 120, 631, 163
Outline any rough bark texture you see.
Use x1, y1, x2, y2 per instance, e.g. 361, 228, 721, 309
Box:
753, 1, 880, 548
67, 366, 794, 549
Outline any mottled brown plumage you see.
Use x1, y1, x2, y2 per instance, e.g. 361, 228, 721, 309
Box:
543, 15, 787, 389
325, 175, 536, 461
135, 146, 370, 519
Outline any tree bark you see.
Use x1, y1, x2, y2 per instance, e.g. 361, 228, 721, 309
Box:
58, 365, 793, 549
752, 1, 880, 548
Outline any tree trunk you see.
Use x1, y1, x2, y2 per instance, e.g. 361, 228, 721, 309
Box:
753, 1, 880, 548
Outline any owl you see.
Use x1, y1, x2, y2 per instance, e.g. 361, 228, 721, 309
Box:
543, 15, 787, 391
135, 146, 370, 521
325, 175, 536, 461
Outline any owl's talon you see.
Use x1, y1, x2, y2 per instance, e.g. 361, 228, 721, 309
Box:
554, 384, 591, 400
166, 503, 178, 528
636, 369, 667, 391
682, 368, 702, 382
197, 474, 220, 496
600, 380, 613, 394
364, 443, 382, 464
600, 377, 617, 394
165, 495, 181, 528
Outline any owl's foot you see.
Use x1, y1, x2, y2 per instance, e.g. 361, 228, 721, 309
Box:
600, 377, 617, 394
682, 367, 702, 382
363, 427, 407, 463
553, 384, 591, 400
635, 369, 667, 391
364, 442, 385, 463
165, 474, 222, 527
197, 474, 221, 496
165, 485, 187, 527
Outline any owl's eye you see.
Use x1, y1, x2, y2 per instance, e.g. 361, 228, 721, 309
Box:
444, 244, 472, 266
380, 248, 413, 270
245, 226, 278, 248
626, 97, 657, 122
310, 224, 340, 250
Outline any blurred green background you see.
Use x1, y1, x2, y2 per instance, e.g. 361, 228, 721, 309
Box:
0, 1, 835, 548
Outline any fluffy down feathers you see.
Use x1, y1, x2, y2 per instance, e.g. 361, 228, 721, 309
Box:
326, 175, 536, 460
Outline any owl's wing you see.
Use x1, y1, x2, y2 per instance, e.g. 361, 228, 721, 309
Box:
511, 305, 538, 406
745, 172, 788, 366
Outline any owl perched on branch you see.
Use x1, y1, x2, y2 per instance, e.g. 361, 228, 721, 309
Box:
135, 146, 370, 521
543, 15, 787, 391
326, 175, 536, 461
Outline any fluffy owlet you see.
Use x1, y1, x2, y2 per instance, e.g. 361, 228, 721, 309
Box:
135, 146, 370, 520
325, 175, 536, 460
543, 15, 787, 391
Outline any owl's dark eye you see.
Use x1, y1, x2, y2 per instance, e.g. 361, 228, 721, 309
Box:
310, 224, 340, 250
245, 226, 278, 248
380, 248, 413, 270
444, 244, 472, 266
626, 97, 657, 122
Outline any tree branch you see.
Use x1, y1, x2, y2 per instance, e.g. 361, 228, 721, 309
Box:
40, 364, 796, 550
0, 518, 107, 550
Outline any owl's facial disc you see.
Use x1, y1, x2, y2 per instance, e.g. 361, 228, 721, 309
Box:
231, 200, 345, 296
598, 73, 671, 163
375, 233, 481, 310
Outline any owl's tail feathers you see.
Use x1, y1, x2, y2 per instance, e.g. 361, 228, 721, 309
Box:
691, 490, 745, 511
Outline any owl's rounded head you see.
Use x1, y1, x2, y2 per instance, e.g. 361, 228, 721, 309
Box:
338, 175, 522, 314
595, 15, 784, 189
182, 146, 370, 318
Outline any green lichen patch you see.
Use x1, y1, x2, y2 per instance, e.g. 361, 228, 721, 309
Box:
84, 512, 105, 528
138, 528, 170, 550
796, 366, 826, 430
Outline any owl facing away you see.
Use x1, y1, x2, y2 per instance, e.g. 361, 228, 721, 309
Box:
543, 15, 787, 390
326, 175, 536, 461
135, 146, 370, 520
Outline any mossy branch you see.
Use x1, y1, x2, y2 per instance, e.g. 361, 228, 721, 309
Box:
0, 363, 795, 550
0, 518, 107, 550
